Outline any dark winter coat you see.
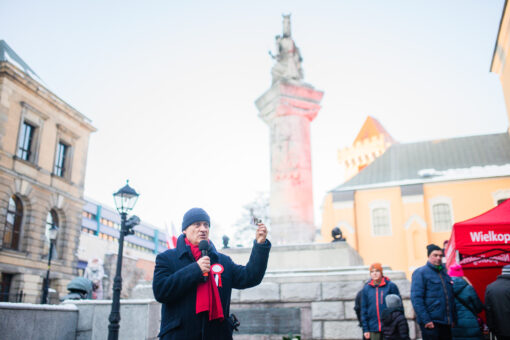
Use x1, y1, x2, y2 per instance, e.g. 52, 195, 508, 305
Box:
355, 288, 363, 327
411, 262, 456, 326
381, 307, 410, 340
361, 277, 401, 333
152, 234, 271, 340
485, 274, 510, 337
451, 277, 483, 340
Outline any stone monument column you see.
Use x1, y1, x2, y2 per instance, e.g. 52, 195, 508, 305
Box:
255, 15, 323, 245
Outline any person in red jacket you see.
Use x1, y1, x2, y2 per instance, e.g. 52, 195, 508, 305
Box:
361, 263, 401, 340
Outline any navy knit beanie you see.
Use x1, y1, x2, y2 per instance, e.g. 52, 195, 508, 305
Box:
182, 208, 210, 231
427, 243, 441, 256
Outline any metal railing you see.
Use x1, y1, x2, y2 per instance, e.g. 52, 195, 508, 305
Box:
0, 290, 25, 303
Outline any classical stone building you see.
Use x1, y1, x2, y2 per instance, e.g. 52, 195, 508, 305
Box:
0, 40, 96, 302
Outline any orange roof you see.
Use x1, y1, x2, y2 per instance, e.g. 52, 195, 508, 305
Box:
353, 116, 395, 145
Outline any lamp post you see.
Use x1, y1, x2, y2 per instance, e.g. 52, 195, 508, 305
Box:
41, 224, 58, 304
107, 180, 140, 340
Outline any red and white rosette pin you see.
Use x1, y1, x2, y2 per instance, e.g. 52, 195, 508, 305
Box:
211, 263, 224, 287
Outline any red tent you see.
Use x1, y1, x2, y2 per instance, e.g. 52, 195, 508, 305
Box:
445, 199, 510, 305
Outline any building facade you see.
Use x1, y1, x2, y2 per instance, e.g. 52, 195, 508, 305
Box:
321, 132, 510, 278
491, 0, 510, 128
0, 40, 96, 302
78, 198, 169, 283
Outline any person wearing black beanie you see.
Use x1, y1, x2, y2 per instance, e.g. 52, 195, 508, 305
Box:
427, 244, 442, 257
411, 244, 456, 340
153, 207, 271, 340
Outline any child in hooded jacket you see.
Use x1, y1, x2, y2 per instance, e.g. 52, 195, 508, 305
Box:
381, 294, 410, 340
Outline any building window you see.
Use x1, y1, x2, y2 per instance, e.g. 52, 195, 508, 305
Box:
3, 195, 23, 250
17, 121, 36, 161
497, 198, 508, 205
54, 142, 69, 177
432, 203, 453, 232
0, 273, 14, 302
82, 211, 96, 220
371, 207, 391, 236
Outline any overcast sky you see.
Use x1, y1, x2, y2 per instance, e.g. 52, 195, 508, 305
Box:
1, 1, 507, 243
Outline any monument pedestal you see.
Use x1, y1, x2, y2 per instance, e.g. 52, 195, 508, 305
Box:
229, 264, 415, 340
223, 241, 363, 271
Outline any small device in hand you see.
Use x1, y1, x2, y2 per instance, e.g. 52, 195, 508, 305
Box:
251, 217, 262, 225
229, 314, 240, 332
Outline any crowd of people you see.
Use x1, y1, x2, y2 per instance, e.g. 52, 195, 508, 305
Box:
354, 243, 510, 340
78, 206, 509, 340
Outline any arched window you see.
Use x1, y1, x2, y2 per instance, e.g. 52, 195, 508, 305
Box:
3, 195, 23, 250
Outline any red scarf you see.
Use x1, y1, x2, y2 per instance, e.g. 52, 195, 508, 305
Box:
185, 238, 224, 321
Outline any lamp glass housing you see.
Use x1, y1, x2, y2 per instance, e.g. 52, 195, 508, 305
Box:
48, 225, 58, 241
113, 181, 139, 214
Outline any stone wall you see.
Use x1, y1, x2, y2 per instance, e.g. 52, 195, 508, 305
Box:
62, 299, 160, 340
230, 267, 417, 340
1, 267, 416, 340
0, 302, 78, 340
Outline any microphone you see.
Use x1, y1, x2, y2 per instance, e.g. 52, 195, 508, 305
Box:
198, 240, 209, 281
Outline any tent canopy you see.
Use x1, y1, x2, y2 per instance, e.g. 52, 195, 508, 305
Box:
446, 199, 510, 269
445, 200, 510, 306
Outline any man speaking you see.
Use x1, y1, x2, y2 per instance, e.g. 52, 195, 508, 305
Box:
153, 208, 271, 340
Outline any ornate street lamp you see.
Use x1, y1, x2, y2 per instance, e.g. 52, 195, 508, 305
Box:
107, 180, 140, 340
41, 224, 58, 304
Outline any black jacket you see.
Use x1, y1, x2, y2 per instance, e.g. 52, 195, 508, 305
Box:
381, 307, 410, 340
485, 274, 510, 337
152, 234, 271, 340
354, 288, 363, 327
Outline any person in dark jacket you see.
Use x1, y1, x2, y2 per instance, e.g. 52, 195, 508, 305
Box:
485, 265, 510, 340
355, 281, 370, 340
381, 294, 410, 340
411, 244, 456, 340
448, 264, 483, 340
361, 263, 401, 340
152, 208, 271, 340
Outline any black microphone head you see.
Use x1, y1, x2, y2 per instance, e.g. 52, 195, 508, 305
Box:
198, 240, 209, 252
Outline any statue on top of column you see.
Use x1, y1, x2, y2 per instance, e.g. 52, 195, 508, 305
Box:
269, 14, 304, 84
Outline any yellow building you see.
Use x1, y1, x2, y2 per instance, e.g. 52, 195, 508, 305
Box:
491, 0, 510, 127
321, 132, 510, 278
